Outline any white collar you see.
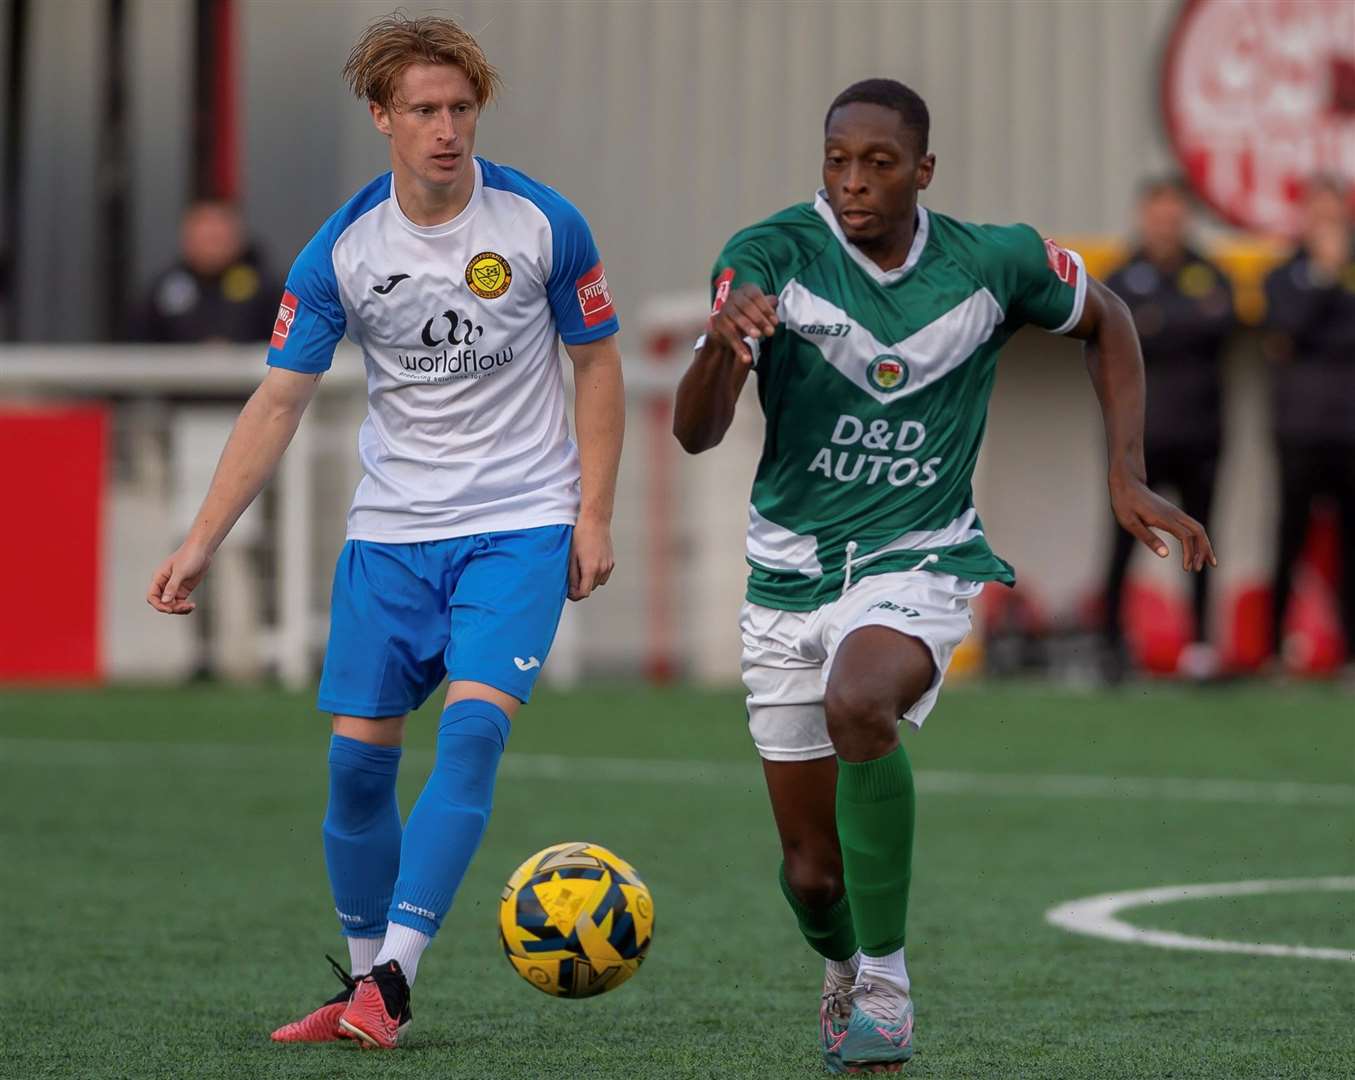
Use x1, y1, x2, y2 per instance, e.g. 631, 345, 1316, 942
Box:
813, 191, 929, 284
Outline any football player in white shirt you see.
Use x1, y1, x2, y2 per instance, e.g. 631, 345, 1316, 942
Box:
146, 14, 624, 1049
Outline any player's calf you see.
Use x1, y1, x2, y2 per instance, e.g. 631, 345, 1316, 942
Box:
821, 629, 922, 1071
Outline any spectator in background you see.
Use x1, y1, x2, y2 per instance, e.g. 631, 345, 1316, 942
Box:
129, 200, 280, 343
130, 200, 281, 680
1263, 176, 1355, 676
1102, 177, 1235, 681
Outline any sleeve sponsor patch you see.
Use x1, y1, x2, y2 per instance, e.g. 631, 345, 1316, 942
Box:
575, 261, 616, 328
271, 290, 298, 349
1043, 239, 1079, 288
710, 268, 735, 315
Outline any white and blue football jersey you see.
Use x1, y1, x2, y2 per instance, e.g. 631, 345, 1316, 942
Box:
267, 158, 619, 542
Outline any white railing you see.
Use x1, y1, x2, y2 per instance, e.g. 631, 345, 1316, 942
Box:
0, 337, 700, 688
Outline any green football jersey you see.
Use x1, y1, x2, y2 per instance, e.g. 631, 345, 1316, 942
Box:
709, 192, 1087, 611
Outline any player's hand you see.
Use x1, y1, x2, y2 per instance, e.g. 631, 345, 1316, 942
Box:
709, 284, 779, 366
1108, 472, 1217, 573
568, 515, 614, 601
146, 542, 212, 614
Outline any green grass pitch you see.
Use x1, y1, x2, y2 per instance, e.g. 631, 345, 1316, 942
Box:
1, 681, 1352, 1078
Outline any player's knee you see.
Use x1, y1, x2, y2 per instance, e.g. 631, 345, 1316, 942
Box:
783, 849, 845, 910
325, 735, 401, 830
824, 682, 901, 760
327, 765, 391, 813
432, 700, 512, 805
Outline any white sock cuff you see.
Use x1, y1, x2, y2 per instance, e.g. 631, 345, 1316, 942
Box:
346, 935, 383, 977
374, 922, 432, 986
858, 947, 910, 994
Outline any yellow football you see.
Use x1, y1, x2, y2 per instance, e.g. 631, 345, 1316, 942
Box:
498, 841, 655, 998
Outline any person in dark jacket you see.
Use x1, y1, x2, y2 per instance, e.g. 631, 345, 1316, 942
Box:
129, 200, 281, 343
1102, 177, 1235, 680
1263, 175, 1355, 673
129, 200, 282, 680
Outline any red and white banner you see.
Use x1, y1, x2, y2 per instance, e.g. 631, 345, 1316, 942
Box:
1162, 0, 1355, 236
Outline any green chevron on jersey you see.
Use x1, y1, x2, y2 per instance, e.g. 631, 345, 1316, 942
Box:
710, 193, 1086, 610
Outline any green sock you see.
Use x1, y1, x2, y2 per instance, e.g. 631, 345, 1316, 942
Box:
778, 863, 858, 961
836, 744, 915, 957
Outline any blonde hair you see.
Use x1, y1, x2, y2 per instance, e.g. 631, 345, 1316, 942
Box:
343, 13, 501, 109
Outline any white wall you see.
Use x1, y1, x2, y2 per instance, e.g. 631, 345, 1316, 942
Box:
16, 0, 1191, 337
237, 0, 1185, 333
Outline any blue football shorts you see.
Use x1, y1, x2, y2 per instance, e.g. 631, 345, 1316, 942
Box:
316, 524, 572, 717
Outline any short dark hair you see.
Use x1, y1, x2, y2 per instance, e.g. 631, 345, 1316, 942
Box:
1136, 175, 1191, 202
826, 79, 929, 153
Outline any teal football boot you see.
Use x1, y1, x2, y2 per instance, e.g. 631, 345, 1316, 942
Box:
826, 981, 913, 1074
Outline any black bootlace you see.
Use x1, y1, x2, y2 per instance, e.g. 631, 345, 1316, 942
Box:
323, 953, 359, 1005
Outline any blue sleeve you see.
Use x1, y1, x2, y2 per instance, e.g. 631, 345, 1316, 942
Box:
545, 201, 619, 345
266, 227, 346, 373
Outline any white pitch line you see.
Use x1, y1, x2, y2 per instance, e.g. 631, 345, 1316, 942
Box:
915, 770, 1355, 806
1046, 877, 1355, 962
0, 737, 1352, 806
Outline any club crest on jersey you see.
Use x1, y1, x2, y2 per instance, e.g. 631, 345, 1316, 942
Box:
867, 354, 908, 393
465, 251, 512, 299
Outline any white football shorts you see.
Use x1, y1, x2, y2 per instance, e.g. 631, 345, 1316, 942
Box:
740, 570, 984, 762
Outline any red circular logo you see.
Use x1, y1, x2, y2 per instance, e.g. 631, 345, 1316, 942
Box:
1161, 0, 1355, 237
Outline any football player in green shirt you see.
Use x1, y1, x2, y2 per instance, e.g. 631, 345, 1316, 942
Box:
673, 79, 1215, 1074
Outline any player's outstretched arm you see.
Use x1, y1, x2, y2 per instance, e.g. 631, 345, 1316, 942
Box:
146, 367, 323, 614
672, 284, 777, 453
565, 336, 624, 601
1072, 277, 1217, 573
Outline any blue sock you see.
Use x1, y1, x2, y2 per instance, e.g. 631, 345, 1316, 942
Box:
323, 735, 403, 940
386, 700, 510, 937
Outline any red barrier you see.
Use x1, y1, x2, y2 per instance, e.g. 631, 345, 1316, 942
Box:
1220, 512, 1345, 674
0, 404, 107, 681
1122, 582, 1192, 674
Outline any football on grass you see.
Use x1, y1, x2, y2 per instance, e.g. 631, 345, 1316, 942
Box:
499, 841, 654, 998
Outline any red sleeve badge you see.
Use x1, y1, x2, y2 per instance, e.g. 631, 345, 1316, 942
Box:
1043, 239, 1079, 288
710, 268, 735, 315
271, 291, 298, 350
575, 262, 616, 328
